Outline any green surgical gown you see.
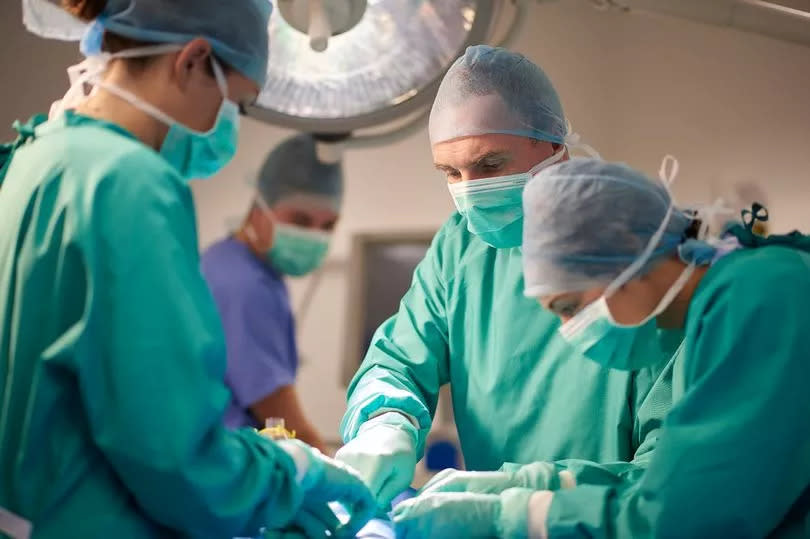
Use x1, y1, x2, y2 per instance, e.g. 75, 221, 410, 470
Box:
0, 112, 306, 538
544, 243, 810, 538
341, 213, 678, 473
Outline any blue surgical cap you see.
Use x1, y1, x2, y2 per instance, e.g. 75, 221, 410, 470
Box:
257, 134, 344, 211
23, 0, 272, 87
522, 158, 696, 297
428, 45, 567, 145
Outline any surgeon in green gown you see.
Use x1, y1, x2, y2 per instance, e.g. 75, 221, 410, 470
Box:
336, 45, 682, 510
0, 1, 373, 537
393, 158, 810, 537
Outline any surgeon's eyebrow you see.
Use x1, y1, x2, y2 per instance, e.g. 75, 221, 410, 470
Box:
434, 150, 512, 173
470, 150, 511, 170
434, 163, 457, 174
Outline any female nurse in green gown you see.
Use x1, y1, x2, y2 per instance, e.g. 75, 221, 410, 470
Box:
0, 1, 373, 537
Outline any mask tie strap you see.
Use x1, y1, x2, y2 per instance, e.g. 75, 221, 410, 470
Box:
92, 79, 177, 128
604, 154, 680, 298
563, 120, 601, 159
564, 131, 601, 159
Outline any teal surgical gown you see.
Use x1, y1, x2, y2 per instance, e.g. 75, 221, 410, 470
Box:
341, 213, 679, 472
0, 112, 306, 538
542, 241, 810, 538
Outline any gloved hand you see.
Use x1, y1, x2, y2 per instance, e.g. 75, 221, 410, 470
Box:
498, 461, 522, 473
262, 504, 338, 538
392, 488, 535, 539
278, 439, 375, 538
420, 461, 565, 495
262, 529, 309, 539
335, 412, 418, 510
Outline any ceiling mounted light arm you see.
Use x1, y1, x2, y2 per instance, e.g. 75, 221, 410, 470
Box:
307, 0, 332, 51
276, 0, 368, 52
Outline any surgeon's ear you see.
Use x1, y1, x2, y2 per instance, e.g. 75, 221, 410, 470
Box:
248, 204, 276, 250
173, 38, 213, 92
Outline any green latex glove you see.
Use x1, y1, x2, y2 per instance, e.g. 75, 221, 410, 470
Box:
278, 439, 375, 538
262, 504, 338, 538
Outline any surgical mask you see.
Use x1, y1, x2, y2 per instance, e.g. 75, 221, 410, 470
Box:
449, 147, 567, 249
266, 223, 331, 277
52, 44, 240, 181
247, 195, 332, 276
559, 156, 696, 370
558, 266, 695, 370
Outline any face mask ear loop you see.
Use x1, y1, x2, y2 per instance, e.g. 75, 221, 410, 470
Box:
563, 120, 602, 159
563, 133, 601, 159
54, 44, 185, 119
659, 154, 679, 187
253, 194, 280, 237
93, 78, 177, 126
528, 145, 568, 176
210, 57, 229, 99
243, 195, 276, 251
604, 155, 680, 299
52, 54, 111, 116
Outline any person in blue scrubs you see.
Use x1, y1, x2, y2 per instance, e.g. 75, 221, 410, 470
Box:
202, 134, 343, 452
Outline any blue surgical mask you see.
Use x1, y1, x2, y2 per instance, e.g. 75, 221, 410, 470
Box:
449, 147, 566, 248
267, 223, 330, 276
59, 45, 240, 181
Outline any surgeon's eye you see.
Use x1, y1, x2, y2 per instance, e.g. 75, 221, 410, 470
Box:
290, 211, 314, 228
549, 297, 581, 318
480, 161, 504, 173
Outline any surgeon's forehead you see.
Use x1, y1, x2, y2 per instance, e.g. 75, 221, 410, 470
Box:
432, 133, 530, 169
430, 93, 515, 142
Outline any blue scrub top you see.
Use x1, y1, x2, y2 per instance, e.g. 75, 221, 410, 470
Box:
201, 237, 298, 428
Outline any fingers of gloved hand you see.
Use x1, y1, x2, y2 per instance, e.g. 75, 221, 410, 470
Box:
331, 484, 377, 538
421, 470, 516, 495
497, 461, 523, 473
306, 460, 375, 538
334, 444, 390, 497
333, 506, 375, 539
293, 503, 341, 537
419, 467, 458, 492
391, 492, 499, 539
419, 469, 487, 494
261, 526, 311, 539
374, 463, 415, 510
515, 461, 559, 490
320, 456, 375, 503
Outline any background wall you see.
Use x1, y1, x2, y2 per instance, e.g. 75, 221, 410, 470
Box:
2, 0, 809, 443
